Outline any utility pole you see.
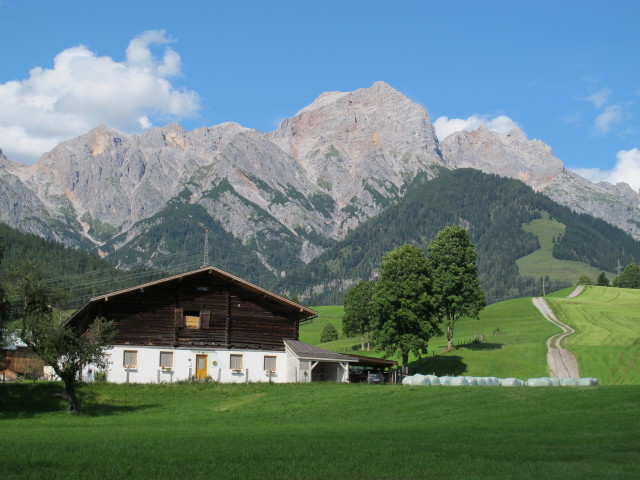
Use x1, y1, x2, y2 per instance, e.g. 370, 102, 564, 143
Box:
617, 259, 623, 276
203, 229, 209, 267
542, 278, 546, 296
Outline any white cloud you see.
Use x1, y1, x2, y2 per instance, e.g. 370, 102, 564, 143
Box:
571, 148, 640, 191
594, 105, 623, 134
584, 88, 612, 109
433, 115, 521, 141
0, 30, 200, 164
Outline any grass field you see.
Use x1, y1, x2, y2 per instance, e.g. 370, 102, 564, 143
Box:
2, 382, 639, 479
516, 212, 614, 283
302, 298, 559, 380
546, 286, 640, 385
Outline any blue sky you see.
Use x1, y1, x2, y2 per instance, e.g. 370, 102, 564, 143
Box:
1, 0, 639, 189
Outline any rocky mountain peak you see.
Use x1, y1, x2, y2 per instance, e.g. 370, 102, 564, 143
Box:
440, 127, 563, 191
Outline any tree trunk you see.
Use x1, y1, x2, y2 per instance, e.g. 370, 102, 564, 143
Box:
361, 332, 365, 351
402, 352, 409, 370
447, 321, 455, 350
53, 365, 81, 414
65, 382, 81, 413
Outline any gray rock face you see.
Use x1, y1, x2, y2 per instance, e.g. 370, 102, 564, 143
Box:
1, 81, 638, 271
440, 127, 640, 239
440, 127, 563, 191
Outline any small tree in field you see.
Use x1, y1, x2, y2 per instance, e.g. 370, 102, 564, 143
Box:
371, 245, 438, 369
18, 273, 115, 413
596, 272, 610, 287
342, 280, 375, 351
427, 226, 486, 350
577, 275, 593, 286
320, 323, 339, 343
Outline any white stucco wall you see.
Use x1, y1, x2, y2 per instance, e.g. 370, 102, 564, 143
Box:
98, 346, 288, 384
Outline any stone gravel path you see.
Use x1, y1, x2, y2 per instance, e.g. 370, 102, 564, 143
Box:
532, 287, 582, 378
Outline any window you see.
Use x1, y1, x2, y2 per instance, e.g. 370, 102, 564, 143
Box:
159, 351, 174, 369
264, 356, 277, 372
230, 354, 243, 370
123, 350, 137, 368
182, 310, 211, 329
184, 311, 201, 329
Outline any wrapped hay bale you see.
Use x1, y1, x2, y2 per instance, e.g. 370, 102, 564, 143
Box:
500, 378, 524, 387
450, 377, 469, 386
526, 377, 553, 387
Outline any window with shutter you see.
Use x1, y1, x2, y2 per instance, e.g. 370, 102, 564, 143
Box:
184, 310, 200, 328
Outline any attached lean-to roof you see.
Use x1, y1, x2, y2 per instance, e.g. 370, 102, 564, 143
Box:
284, 339, 358, 363
67, 265, 317, 324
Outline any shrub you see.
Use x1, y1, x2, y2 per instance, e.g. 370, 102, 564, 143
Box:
320, 323, 339, 343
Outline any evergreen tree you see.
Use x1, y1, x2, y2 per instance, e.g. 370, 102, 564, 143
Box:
427, 226, 486, 350
371, 245, 439, 369
596, 272, 610, 287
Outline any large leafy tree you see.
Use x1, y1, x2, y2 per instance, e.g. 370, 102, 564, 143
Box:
371, 245, 438, 369
427, 226, 486, 350
18, 273, 115, 413
613, 263, 640, 289
342, 280, 376, 351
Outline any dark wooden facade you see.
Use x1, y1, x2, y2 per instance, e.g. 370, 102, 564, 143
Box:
68, 267, 316, 352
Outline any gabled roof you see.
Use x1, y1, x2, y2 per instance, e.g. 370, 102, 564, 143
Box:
284, 339, 358, 363
68, 265, 317, 324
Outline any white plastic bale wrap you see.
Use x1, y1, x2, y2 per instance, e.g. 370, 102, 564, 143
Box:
526, 377, 553, 387
500, 378, 524, 387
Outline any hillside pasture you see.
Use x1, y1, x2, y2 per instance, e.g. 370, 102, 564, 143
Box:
1, 382, 639, 480
516, 212, 614, 283
303, 298, 559, 380
546, 286, 640, 384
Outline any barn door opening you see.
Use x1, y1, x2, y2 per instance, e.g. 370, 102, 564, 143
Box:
196, 354, 208, 380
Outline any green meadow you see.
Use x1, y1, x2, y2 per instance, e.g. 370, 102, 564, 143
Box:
516, 212, 613, 282
304, 298, 559, 380
2, 382, 639, 480
546, 286, 640, 385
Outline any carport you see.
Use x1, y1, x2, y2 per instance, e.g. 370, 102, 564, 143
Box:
284, 339, 358, 382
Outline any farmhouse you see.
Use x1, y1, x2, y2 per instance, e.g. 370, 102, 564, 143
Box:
68, 265, 361, 383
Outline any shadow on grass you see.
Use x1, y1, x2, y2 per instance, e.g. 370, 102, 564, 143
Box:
457, 342, 503, 351
0, 382, 159, 418
409, 355, 467, 376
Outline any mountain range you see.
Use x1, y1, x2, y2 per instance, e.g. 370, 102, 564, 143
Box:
1, 81, 638, 290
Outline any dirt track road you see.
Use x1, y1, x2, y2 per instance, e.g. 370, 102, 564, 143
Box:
532, 288, 582, 378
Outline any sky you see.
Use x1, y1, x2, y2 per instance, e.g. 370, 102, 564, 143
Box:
0, 0, 639, 190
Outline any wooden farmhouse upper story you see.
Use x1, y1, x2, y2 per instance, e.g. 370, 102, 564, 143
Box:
67, 266, 317, 352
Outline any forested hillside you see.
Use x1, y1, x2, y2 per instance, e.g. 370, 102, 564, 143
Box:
281, 169, 640, 304
0, 223, 157, 312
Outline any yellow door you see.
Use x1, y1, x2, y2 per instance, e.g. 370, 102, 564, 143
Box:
196, 354, 208, 380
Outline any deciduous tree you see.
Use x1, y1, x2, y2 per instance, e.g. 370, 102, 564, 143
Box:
320, 323, 339, 343
427, 226, 486, 350
18, 273, 115, 413
342, 280, 375, 351
371, 245, 438, 369
613, 263, 640, 289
